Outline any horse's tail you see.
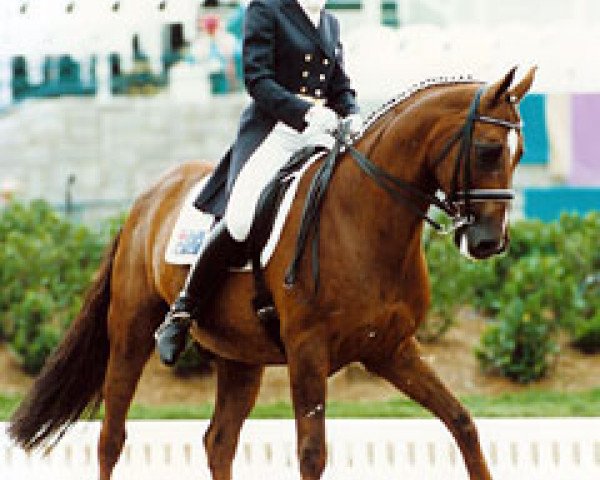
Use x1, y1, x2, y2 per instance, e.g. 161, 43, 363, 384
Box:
8, 230, 122, 452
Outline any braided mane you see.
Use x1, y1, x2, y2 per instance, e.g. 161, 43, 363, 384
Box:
359, 74, 478, 136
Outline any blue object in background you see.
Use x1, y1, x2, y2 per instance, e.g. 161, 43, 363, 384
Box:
519, 93, 550, 165
227, 4, 245, 88
524, 187, 600, 221
226, 5, 245, 41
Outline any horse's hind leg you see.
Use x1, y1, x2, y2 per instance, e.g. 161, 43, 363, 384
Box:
204, 359, 263, 480
98, 299, 165, 480
363, 337, 493, 480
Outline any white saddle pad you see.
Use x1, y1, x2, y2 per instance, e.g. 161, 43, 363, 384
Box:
165, 154, 322, 267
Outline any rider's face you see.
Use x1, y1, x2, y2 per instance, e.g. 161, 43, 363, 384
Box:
300, 0, 327, 13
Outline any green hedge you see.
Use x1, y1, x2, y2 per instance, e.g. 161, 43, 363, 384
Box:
425, 212, 600, 383
0, 201, 112, 373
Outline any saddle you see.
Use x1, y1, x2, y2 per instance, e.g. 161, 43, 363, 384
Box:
165, 134, 345, 353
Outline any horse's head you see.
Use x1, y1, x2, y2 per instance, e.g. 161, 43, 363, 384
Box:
430, 67, 536, 259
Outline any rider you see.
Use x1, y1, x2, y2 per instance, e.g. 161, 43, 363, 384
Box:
155, 0, 362, 365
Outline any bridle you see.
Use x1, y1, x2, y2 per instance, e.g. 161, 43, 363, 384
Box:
284, 84, 522, 290
345, 85, 522, 234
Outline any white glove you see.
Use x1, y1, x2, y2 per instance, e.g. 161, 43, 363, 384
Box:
304, 105, 339, 134
345, 113, 363, 136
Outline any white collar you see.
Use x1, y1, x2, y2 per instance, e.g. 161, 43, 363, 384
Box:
297, 1, 322, 28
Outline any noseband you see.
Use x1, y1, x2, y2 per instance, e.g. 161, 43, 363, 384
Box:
345, 85, 522, 234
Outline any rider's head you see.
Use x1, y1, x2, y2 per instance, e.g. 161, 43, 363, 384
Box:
300, 0, 327, 14
200, 14, 220, 36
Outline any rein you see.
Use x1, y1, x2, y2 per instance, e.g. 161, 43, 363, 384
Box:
284, 85, 522, 291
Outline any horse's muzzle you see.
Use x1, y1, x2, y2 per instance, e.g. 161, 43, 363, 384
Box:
454, 217, 508, 259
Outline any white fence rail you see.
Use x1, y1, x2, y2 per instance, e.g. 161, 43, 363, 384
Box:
1, 419, 599, 479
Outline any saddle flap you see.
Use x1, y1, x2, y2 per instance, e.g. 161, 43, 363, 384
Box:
165, 149, 325, 268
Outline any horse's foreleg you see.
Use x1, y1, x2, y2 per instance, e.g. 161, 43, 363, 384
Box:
286, 327, 329, 480
363, 337, 493, 480
98, 301, 161, 480
204, 359, 264, 480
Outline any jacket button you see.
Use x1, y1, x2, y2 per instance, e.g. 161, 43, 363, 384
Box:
305, 54, 312, 62
319, 74, 326, 81
322, 58, 330, 66
315, 89, 322, 97
302, 71, 309, 78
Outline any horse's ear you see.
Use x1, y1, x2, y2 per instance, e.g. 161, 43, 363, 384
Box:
482, 66, 518, 108
507, 66, 537, 103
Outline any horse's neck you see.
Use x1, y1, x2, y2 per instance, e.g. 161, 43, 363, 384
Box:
329, 108, 435, 275
362, 104, 435, 229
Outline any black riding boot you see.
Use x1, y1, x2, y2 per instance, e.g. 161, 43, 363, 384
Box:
155, 220, 243, 365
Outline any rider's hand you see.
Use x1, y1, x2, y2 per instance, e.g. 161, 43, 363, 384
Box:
304, 105, 339, 134
345, 113, 363, 136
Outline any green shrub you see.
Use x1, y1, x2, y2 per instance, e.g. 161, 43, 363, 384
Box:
570, 274, 600, 353
421, 218, 564, 339
474, 213, 600, 379
0, 200, 119, 373
501, 255, 578, 325
475, 253, 577, 382
8, 291, 62, 374
572, 312, 600, 354
421, 226, 503, 340
552, 213, 600, 348
557, 213, 600, 275
420, 234, 466, 340
469, 219, 562, 314
421, 218, 560, 335
476, 297, 559, 383
424, 212, 598, 382
505, 218, 559, 258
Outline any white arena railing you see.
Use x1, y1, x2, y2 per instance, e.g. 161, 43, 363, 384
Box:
1, 419, 599, 480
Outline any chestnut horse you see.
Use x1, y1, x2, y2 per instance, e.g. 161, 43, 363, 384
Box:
9, 67, 535, 480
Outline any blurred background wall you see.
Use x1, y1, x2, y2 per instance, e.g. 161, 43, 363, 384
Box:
0, 0, 599, 221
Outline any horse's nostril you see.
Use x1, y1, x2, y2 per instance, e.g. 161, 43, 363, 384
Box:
478, 240, 497, 250
476, 239, 502, 255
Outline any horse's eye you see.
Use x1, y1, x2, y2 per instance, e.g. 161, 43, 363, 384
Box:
474, 142, 503, 171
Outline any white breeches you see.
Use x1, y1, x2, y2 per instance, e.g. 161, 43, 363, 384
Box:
225, 122, 335, 241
